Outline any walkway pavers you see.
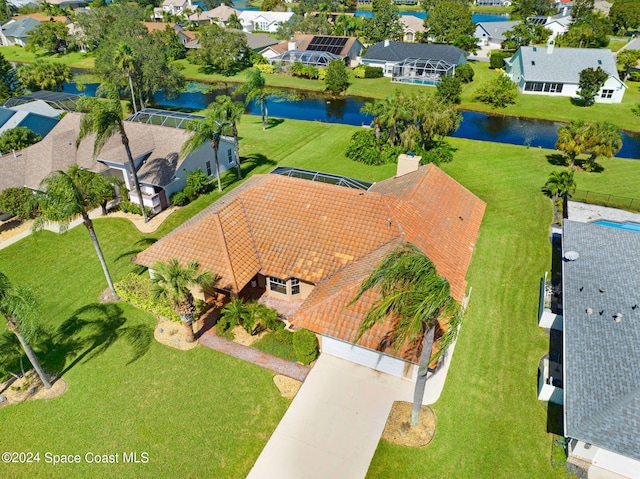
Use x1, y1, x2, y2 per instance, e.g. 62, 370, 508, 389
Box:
199, 332, 310, 382
247, 354, 412, 479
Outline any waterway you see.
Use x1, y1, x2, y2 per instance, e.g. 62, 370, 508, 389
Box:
61, 80, 640, 159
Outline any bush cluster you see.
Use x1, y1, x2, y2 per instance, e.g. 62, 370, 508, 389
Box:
255, 63, 275, 74
293, 329, 319, 365
290, 62, 319, 80
454, 63, 474, 83
216, 298, 284, 338
118, 200, 153, 218
353, 65, 384, 79
116, 273, 179, 321
170, 169, 211, 206
489, 51, 513, 69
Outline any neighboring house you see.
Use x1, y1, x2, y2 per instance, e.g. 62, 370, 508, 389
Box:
266, 34, 363, 66
237, 10, 294, 33
361, 41, 467, 85
528, 11, 572, 38
153, 0, 194, 20
134, 160, 486, 379
475, 0, 512, 5
505, 43, 626, 103
561, 220, 640, 479
142, 22, 195, 44
474, 20, 520, 48
0, 17, 40, 47
0, 110, 236, 214
399, 15, 425, 43
0, 100, 62, 139
187, 5, 240, 25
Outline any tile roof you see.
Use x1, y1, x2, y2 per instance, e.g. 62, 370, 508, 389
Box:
13, 13, 68, 23
135, 165, 485, 361
142, 21, 176, 33
399, 15, 426, 34
363, 41, 467, 65
563, 220, 640, 461
187, 5, 240, 21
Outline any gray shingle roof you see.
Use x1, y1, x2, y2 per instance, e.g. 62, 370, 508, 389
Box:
475, 20, 520, 42
362, 41, 466, 65
563, 220, 640, 460
514, 46, 622, 83
1, 17, 40, 39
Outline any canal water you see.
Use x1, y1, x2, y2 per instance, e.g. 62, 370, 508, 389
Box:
61, 81, 640, 159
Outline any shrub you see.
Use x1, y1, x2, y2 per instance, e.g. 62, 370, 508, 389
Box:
0, 126, 41, 153
170, 191, 189, 206
0, 187, 37, 219
454, 63, 474, 83
353, 65, 383, 79
325, 59, 350, 95
255, 63, 275, 74
475, 75, 518, 108
186, 168, 210, 195
346, 129, 386, 165
116, 273, 179, 321
422, 143, 454, 165
489, 51, 512, 69
252, 329, 295, 362
436, 74, 462, 104
293, 329, 318, 365
183, 185, 197, 202
629, 72, 640, 82
317, 67, 326, 80
119, 200, 153, 218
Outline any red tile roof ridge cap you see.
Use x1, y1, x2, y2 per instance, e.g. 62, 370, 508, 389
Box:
211, 212, 240, 293
236, 196, 264, 270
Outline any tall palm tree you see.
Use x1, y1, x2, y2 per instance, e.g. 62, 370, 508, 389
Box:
76, 83, 149, 223
150, 258, 215, 343
181, 109, 230, 192
240, 68, 269, 131
0, 272, 52, 389
210, 95, 244, 179
556, 120, 588, 167
361, 99, 384, 139
351, 243, 461, 426
35, 165, 120, 299
379, 92, 408, 147
543, 169, 576, 221
114, 42, 139, 114
227, 13, 242, 30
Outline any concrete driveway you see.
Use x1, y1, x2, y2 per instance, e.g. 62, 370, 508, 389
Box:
247, 354, 413, 479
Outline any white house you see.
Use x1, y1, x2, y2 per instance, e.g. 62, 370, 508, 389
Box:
561, 220, 640, 479
474, 20, 520, 48
0, 17, 40, 47
153, 0, 194, 20
505, 43, 626, 103
399, 15, 425, 43
187, 5, 240, 26
237, 10, 293, 33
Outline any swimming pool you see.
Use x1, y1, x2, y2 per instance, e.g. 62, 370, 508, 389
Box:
592, 220, 640, 232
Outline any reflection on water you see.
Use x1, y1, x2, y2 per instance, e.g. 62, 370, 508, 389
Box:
60, 80, 640, 159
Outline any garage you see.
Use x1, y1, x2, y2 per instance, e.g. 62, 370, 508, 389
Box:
321, 336, 416, 381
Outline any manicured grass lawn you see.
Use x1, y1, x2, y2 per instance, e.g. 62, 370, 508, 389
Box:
3, 116, 640, 478
252, 330, 296, 362
461, 61, 640, 132
608, 37, 632, 52
0, 45, 95, 69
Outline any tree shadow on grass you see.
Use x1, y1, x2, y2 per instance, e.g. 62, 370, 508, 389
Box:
115, 238, 158, 274
266, 118, 285, 130
546, 154, 567, 166
56, 303, 153, 376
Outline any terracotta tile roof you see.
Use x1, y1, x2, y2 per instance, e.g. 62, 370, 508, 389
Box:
14, 13, 69, 23
134, 165, 486, 361
143, 21, 176, 33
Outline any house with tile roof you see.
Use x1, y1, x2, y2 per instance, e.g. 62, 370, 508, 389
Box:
0, 112, 236, 214
187, 5, 241, 26
561, 220, 640, 479
134, 161, 485, 379
361, 41, 467, 85
263, 34, 363, 66
399, 15, 426, 43
505, 43, 626, 102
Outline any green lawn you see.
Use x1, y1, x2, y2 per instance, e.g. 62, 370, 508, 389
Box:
0, 45, 95, 69
2, 117, 640, 478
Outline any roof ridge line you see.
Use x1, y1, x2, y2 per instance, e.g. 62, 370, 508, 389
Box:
212, 212, 240, 293
238, 197, 263, 270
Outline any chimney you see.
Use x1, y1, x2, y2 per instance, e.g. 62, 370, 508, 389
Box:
546, 39, 555, 54
384, 39, 390, 47
288, 40, 296, 51
396, 153, 421, 177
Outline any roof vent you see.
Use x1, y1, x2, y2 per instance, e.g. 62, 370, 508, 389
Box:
586, 308, 593, 315
531, 61, 535, 65
598, 59, 602, 65
564, 251, 579, 261
599, 287, 606, 293
614, 312, 622, 323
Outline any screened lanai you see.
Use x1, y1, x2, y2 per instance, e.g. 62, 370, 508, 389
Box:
391, 58, 456, 85
269, 50, 342, 68
126, 108, 204, 129
3, 91, 81, 112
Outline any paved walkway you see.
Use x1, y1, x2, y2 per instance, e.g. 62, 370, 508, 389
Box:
199, 332, 310, 382
247, 354, 412, 479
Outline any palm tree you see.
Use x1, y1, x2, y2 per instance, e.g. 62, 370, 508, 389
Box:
0, 273, 52, 389
379, 92, 408, 147
150, 258, 215, 343
76, 83, 149, 223
361, 99, 384, 139
35, 165, 120, 299
181, 109, 230, 192
114, 42, 139, 114
585, 122, 622, 166
543, 170, 576, 221
240, 68, 269, 131
351, 243, 461, 426
556, 120, 588, 167
210, 95, 245, 179
227, 13, 242, 30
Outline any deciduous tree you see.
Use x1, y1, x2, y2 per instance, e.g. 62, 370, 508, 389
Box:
26, 21, 69, 53
0, 126, 41, 153
474, 75, 518, 108
324, 60, 350, 95
423, 1, 475, 45
189, 23, 249, 75
363, 0, 403, 43
577, 66, 608, 106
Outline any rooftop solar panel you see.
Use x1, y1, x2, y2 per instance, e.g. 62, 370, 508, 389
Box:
307, 36, 348, 56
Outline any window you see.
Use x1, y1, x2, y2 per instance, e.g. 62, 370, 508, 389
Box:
227, 149, 234, 165
291, 278, 300, 295
601, 89, 614, 99
269, 277, 287, 294
205, 161, 212, 176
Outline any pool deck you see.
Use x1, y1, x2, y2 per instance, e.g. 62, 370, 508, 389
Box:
568, 201, 640, 224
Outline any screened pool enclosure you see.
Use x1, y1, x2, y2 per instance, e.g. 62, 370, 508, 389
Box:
391, 58, 457, 85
